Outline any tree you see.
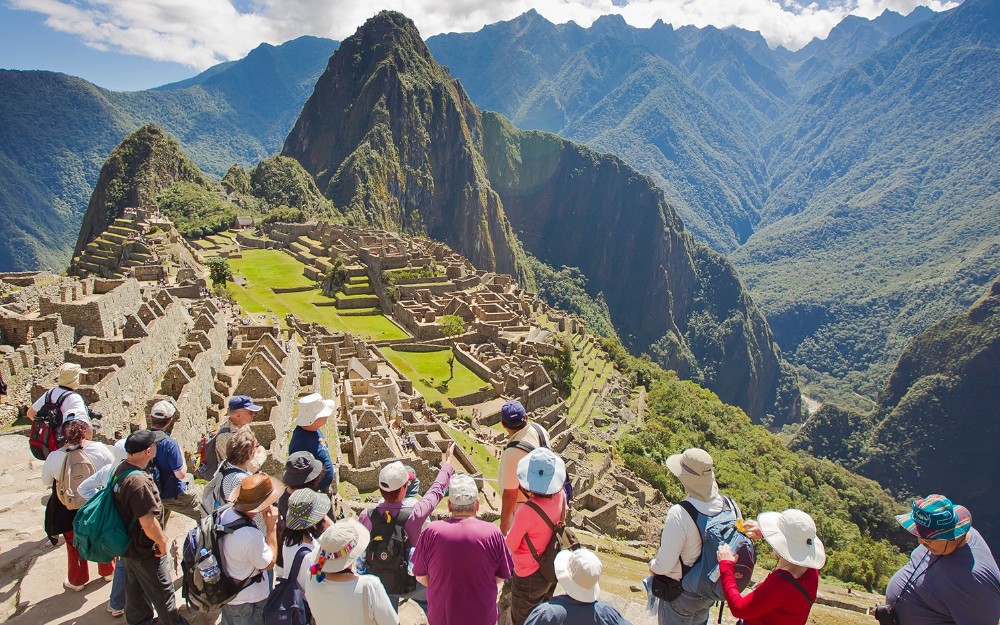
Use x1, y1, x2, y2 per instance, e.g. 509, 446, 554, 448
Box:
206, 256, 233, 286
439, 314, 465, 338
541, 337, 575, 398
322, 257, 349, 296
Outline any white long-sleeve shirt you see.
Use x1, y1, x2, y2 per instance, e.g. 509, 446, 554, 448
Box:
649, 494, 731, 580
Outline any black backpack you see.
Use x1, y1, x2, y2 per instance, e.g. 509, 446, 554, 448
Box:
29, 388, 78, 460
523, 500, 580, 584
264, 545, 312, 625
196, 424, 232, 479
181, 506, 264, 612
364, 508, 416, 595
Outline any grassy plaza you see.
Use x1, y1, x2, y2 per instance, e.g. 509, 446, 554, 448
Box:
382, 347, 490, 408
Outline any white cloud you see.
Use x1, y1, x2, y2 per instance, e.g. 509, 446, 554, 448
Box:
7, 0, 960, 69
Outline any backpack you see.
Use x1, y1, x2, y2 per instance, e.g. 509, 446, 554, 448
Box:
263, 546, 312, 625
523, 500, 580, 585
195, 425, 232, 480
679, 496, 756, 601
181, 506, 263, 612
200, 462, 247, 517
505, 424, 574, 502
364, 507, 416, 595
57, 446, 96, 510
72, 468, 140, 562
29, 389, 77, 460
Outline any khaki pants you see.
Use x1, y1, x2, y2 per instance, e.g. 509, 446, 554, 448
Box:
161, 489, 201, 525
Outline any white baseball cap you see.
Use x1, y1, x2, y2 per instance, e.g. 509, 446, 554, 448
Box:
378, 461, 410, 491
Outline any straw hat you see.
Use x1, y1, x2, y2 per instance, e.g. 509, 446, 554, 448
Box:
57, 363, 86, 389
758, 509, 826, 569
309, 519, 370, 580
555, 549, 602, 603
666, 448, 718, 502
295, 393, 336, 427
229, 473, 284, 514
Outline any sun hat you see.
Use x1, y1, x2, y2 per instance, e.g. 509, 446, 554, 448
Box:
285, 488, 332, 531
295, 393, 336, 427
57, 363, 86, 388
379, 461, 410, 491
229, 473, 284, 514
666, 448, 719, 502
150, 399, 176, 421
758, 509, 826, 569
283, 451, 324, 487
501, 400, 527, 427
228, 395, 262, 412
309, 519, 371, 580
448, 473, 479, 507
555, 548, 602, 603
124, 429, 165, 454
62, 411, 92, 427
895, 494, 972, 541
516, 447, 566, 496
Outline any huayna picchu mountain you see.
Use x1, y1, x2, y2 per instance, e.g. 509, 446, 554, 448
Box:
282, 12, 800, 426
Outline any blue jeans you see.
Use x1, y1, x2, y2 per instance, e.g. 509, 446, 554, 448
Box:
221, 600, 266, 625
109, 561, 127, 611
657, 590, 714, 625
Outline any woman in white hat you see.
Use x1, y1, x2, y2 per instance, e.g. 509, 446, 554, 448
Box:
716, 509, 825, 625
304, 519, 398, 625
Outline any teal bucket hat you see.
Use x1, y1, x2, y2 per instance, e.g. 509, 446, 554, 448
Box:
895, 494, 971, 541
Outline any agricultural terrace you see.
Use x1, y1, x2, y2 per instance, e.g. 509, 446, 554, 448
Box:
382, 347, 490, 410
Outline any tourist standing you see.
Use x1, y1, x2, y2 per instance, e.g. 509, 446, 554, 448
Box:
497, 400, 550, 535
506, 448, 568, 625
203, 429, 257, 512
411, 473, 513, 625
218, 473, 283, 625
214, 395, 262, 465
304, 520, 398, 625
359, 445, 457, 611
278, 488, 330, 591
649, 447, 743, 625
28, 362, 90, 421
716, 509, 824, 625
41, 412, 115, 591
884, 495, 1000, 625
524, 549, 632, 625
112, 429, 188, 625
287, 394, 336, 494
147, 399, 200, 521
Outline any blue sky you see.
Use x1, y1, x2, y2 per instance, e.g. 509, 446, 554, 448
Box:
0, 0, 960, 92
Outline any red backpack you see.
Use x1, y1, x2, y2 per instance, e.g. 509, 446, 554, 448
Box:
29, 389, 77, 460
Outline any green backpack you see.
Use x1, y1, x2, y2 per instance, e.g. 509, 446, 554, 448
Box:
73, 468, 139, 562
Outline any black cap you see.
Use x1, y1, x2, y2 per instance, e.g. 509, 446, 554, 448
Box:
124, 429, 165, 454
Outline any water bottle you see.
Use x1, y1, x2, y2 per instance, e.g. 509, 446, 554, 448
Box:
197, 548, 221, 584
406, 547, 416, 576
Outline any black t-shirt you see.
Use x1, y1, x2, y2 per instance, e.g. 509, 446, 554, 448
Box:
112, 461, 163, 559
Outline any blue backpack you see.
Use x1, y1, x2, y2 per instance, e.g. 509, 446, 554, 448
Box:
263, 546, 312, 625
680, 496, 756, 601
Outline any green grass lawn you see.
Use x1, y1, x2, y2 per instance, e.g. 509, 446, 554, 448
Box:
382, 347, 490, 408
444, 423, 499, 477
228, 249, 409, 340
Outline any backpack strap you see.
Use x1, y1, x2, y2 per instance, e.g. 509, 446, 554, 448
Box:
286, 545, 312, 584
368, 506, 412, 527
774, 570, 814, 605
677, 500, 706, 575
505, 423, 547, 453
523, 500, 560, 564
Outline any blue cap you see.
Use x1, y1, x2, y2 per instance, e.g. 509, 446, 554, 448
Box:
516, 448, 566, 496
229, 395, 262, 412
501, 400, 527, 427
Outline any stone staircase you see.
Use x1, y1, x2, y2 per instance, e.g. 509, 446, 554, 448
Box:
72, 219, 155, 278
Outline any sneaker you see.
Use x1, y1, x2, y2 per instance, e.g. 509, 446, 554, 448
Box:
107, 606, 125, 618
63, 579, 85, 592
103, 574, 115, 582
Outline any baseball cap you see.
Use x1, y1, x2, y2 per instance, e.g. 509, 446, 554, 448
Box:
501, 400, 527, 427
448, 473, 479, 507
228, 395, 262, 412
379, 461, 410, 491
124, 429, 166, 454
150, 400, 176, 420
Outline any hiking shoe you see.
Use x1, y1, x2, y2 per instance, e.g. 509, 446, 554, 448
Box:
107, 606, 125, 617
103, 574, 114, 582
63, 579, 85, 592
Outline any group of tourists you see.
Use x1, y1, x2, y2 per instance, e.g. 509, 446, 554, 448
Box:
29, 363, 1000, 625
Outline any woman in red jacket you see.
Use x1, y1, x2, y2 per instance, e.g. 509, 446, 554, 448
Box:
717, 509, 825, 625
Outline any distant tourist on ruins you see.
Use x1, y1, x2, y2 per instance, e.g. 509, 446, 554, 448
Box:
884, 495, 1000, 625
113, 430, 188, 625
411, 473, 513, 625
147, 399, 200, 522
524, 549, 632, 625
506, 447, 569, 625
41, 411, 115, 591
28, 362, 90, 424
498, 400, 551, 535
287, 394, 336, 494
214, 395, 263, 466
360, 444, 457, 611
304, 520, 398, 625
716, 509, 824, 625
218, 473, 282, 625
649, 447, 745, 625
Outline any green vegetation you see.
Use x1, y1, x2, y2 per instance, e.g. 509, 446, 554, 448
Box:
205, 256, 233, 286
249, 155, 334, 216
157, 181, 239, 238
438, 314, 465, 338
541, 337, 575, 398
527, 256, 617, 339
382, 265, 444, 286
443, 423, 499, 477
382, 347, 489, 408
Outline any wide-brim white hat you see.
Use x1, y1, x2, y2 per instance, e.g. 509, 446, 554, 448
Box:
296, 393, 336, 426
555, 549, 601, 603
311, 519, 370, 574
759, 509, 826, 569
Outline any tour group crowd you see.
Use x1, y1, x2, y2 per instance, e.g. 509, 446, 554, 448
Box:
30, 362, 1000, 625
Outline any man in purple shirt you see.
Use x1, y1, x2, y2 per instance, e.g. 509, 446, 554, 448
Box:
413, 473, 513, 625
360, 443, 456, 611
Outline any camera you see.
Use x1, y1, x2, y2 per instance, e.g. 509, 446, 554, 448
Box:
874, 604, 899, 625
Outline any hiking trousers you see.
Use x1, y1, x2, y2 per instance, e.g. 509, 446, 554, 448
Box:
511, 569, 556, 625
656, 589, 714, 625
64, 530, 114, 587
124, 555, 185, 625
161, 490, 202, 525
